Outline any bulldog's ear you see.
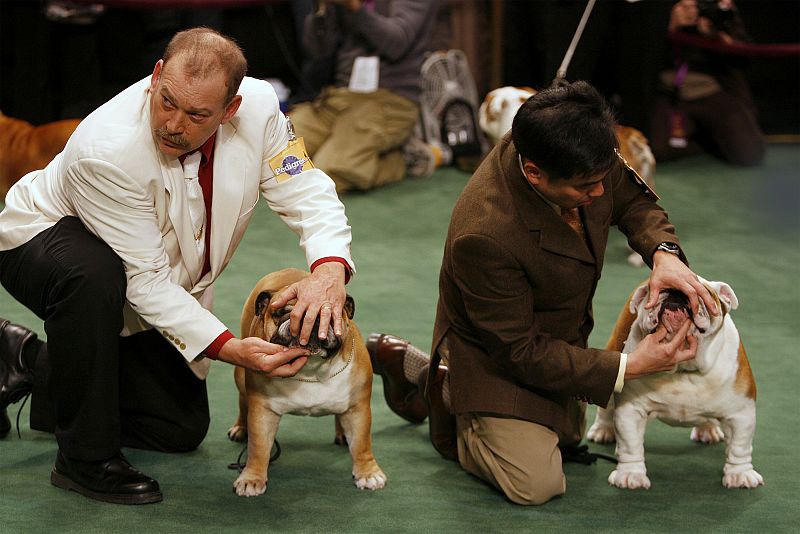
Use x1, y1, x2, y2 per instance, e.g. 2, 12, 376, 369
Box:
343, 295, 355, 319
630, 284, 649, 313
255, 291, 273, 317
715, 282, 739, 313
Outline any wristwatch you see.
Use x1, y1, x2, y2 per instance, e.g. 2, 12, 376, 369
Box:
656, 242, 681, 256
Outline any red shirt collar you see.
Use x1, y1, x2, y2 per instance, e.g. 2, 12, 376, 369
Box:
179, 132, 217, 164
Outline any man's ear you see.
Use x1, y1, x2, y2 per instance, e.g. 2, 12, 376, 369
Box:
521, 158, 543, 187
221, 95, 242, 124
150, 60, 163, 92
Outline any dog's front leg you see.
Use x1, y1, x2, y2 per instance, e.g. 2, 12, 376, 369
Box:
720, 403, 763, 489
233, 392, 282, 497
337, 396, 387, 490
608, 401, 651, 489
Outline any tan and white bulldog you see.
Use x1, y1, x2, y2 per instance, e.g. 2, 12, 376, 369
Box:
228, 268, 386, 496
587, 278, 763, 490
0, 111, 81, 198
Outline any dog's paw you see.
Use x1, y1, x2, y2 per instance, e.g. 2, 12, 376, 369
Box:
233, 472, 267, 497
691, 423, 725, 444
587, 421, 616, 443
608, 465, 651, 490
723, 465, 764, 489
353, 469, 387, 491
227, 425, 247, 442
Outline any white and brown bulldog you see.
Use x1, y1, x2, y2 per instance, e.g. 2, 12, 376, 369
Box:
228, 268, 386, 496
587, 278, 763, 490
0, 111, 81, 198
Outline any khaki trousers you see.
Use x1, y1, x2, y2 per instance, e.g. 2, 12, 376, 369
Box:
288, 87, 419, 192
456, 405, 585, 506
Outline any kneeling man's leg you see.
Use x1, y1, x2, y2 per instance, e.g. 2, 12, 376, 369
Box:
457, 413, 565, 505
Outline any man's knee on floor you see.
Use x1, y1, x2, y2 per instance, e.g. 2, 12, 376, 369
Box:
500, 464, 566, 506
122, 414, 209, 453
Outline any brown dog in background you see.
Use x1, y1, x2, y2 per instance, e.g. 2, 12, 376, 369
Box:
0, 111, 80, 198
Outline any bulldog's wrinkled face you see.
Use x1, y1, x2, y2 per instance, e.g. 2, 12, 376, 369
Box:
252, 290, 355, 359
631, 281, 737, 341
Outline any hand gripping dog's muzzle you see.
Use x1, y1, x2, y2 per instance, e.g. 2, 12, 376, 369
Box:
253, 291, 355, 359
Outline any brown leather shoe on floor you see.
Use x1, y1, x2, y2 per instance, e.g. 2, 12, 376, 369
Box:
422, 364, 458, 461
366, 333, 428, 424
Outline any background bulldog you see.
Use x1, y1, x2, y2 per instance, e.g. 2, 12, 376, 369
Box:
478, 86, 656, 266
228, 268, 386, 496
587, 278, 763, 490
0, 111, 80, 198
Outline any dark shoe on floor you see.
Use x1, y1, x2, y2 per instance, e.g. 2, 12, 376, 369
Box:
422, 364, 458, 461
0, 319, 36, 410
366, 333, 428, 424
51, 450, 163, 505
0, 408, 10, 438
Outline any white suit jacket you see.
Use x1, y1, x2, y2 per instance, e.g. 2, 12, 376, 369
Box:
0, 76, 354, 378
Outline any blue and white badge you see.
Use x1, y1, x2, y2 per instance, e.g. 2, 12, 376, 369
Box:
269, 138, 314, 183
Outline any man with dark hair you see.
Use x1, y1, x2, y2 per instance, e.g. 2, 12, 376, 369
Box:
368, 81, 717, 505
0, 28, 353, 504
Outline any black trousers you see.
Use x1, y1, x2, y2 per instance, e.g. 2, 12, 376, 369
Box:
0, 217, 209, 461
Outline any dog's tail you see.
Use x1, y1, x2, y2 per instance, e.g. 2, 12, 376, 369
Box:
605, 288, 639, 352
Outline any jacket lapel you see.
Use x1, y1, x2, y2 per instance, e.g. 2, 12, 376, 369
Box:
501, 142, 596, 264
206, 120, 245, 281
582, 186, 612, 269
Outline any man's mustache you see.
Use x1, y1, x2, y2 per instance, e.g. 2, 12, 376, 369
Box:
154, 127, 190, 150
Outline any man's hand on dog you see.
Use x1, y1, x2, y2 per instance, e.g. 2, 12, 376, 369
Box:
648, 251, 718, 317
217, 337, 309, 376
269, 261, 347, 346
625, 320, 697, 379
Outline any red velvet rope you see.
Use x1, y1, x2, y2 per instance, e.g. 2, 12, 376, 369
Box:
69, 0, 280, 7
669, 30, 800, 58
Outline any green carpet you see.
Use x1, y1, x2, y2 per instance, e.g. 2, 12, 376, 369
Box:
1, 145, 798, 532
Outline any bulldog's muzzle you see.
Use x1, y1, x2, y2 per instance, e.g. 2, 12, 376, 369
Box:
658, 290, 692, 328
269, 305, 342, 359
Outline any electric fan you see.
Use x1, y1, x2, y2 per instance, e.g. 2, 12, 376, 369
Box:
418, 50, 487, 165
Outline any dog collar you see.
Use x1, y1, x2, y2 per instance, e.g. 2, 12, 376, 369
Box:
286, 337, 355, 383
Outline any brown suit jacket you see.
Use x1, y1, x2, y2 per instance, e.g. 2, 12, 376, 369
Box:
430, 133, 683, 441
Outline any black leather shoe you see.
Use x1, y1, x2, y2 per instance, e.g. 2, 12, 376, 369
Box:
0, 408, 10, 438
366, 333, 428, 424
51, 450, 163, 504
0, 319, 36, 409
421, 364, 458, 461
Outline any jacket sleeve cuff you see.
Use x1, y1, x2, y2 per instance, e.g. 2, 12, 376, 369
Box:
614, 353, 628, 393
310, 256, 352, 284
203, 330, 235, 360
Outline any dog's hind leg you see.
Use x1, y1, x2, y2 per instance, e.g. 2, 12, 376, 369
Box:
690, 421, 725, 444
227, 367, 249, 442
587, 401, 616, 444
334, 414, 347, 446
